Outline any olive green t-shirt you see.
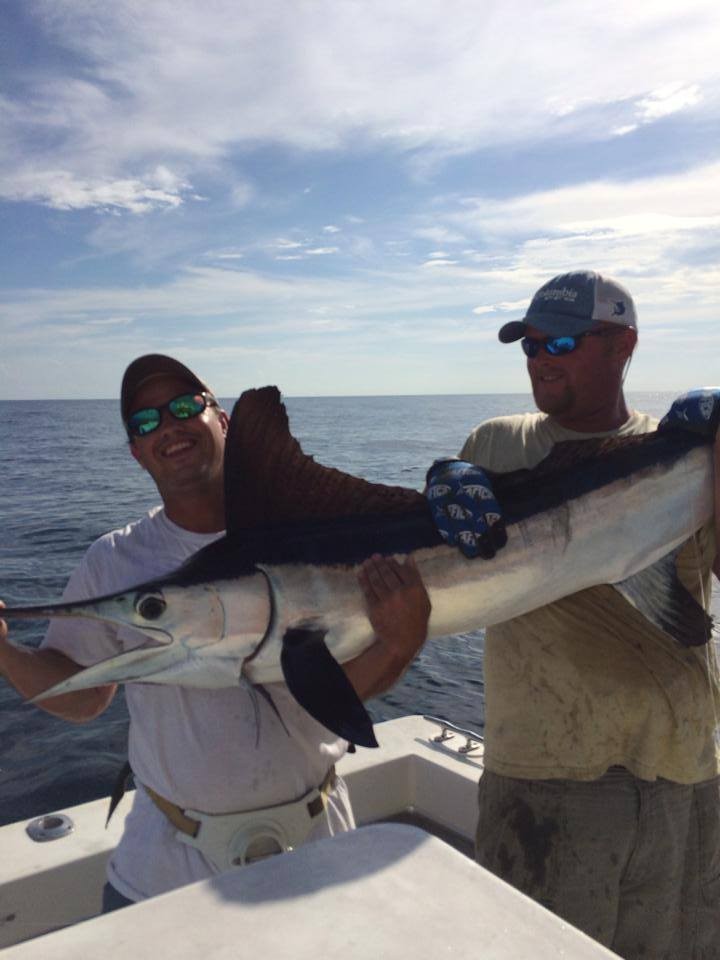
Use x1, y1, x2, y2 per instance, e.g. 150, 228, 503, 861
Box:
460, 411, 719, 783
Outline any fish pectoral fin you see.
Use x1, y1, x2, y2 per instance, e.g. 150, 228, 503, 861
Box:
280, 627, 378, 748
612, 549, 713, 647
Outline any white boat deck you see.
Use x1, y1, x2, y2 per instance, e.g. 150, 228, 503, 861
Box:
0, 715, 618, 957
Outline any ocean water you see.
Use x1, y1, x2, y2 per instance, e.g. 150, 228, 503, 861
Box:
0, 391, 706, 826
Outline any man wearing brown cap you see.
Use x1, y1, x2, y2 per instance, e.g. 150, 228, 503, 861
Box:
0, 354, 430, 910
428, 271, 720, 958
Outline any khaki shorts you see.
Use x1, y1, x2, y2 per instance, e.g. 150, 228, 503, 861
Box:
475, 768, 720, 959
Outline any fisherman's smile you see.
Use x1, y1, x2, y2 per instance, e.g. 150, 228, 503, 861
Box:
536, 371, 563, 384
159, 436, 198, 460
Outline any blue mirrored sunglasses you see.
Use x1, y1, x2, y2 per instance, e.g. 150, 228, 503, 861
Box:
126, 392, 217, 438
521, 327, 624, 358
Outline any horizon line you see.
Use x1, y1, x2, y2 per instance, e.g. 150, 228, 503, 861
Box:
0, 387, 686, 403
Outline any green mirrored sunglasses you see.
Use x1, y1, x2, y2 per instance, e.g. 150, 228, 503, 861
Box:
126, 392, 217, 438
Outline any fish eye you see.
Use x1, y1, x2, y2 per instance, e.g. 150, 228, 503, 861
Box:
135, 592, 167, 621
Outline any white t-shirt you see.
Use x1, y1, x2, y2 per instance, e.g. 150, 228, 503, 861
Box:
42, 507, 353, 900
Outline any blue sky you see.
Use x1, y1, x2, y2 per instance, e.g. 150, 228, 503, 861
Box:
2, 0, 720, 399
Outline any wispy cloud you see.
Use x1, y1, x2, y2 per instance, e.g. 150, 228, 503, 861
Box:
2, 0, 718, 212
3, 2, 720, 397
430, 162, 720, 291
613, 82, 703, 136
637, 83, 702, 121
473, 300, 527, 316
0, 165, 191, 212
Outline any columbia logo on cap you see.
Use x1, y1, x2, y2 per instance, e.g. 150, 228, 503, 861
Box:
537, 286, 579, 304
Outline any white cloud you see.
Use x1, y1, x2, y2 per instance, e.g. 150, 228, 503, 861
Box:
270, 239, 305, 250
473, 299, 527, 316
448, 162, 720, 244
636, 83, 702, 121
612, 124, 638, 137
2, 1, 720, 397
3, 230, 720, 399
261, 237, 341, 260
1, 0, 718, 212
0, 166, 191, 212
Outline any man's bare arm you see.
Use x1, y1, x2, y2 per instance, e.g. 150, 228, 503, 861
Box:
0, 604, 116, 722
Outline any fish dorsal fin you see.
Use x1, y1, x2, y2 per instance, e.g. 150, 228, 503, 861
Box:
533, 435, 640, 473
489, 430, 708, 526
529, 430, 707, 478
224, 387, 426, 539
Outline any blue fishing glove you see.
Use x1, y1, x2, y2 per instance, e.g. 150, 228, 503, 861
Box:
425, 459, 507, 559
658, 388, 720, 438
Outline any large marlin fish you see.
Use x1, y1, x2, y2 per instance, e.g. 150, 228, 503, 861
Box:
3, 388, 715, 747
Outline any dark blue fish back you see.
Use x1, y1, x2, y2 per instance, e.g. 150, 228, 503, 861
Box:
163, 390, 710, 582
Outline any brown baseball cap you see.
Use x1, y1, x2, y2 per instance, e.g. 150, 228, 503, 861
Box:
121, 354, 212, 421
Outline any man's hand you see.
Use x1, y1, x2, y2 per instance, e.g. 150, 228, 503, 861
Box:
358, 554, 431, 658
659, 388, 720, 437
426, 459, 507, 559
659, 391, 720, 582
343, 554, 431, 701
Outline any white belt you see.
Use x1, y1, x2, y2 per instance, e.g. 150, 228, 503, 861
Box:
143, 767, 337, 871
